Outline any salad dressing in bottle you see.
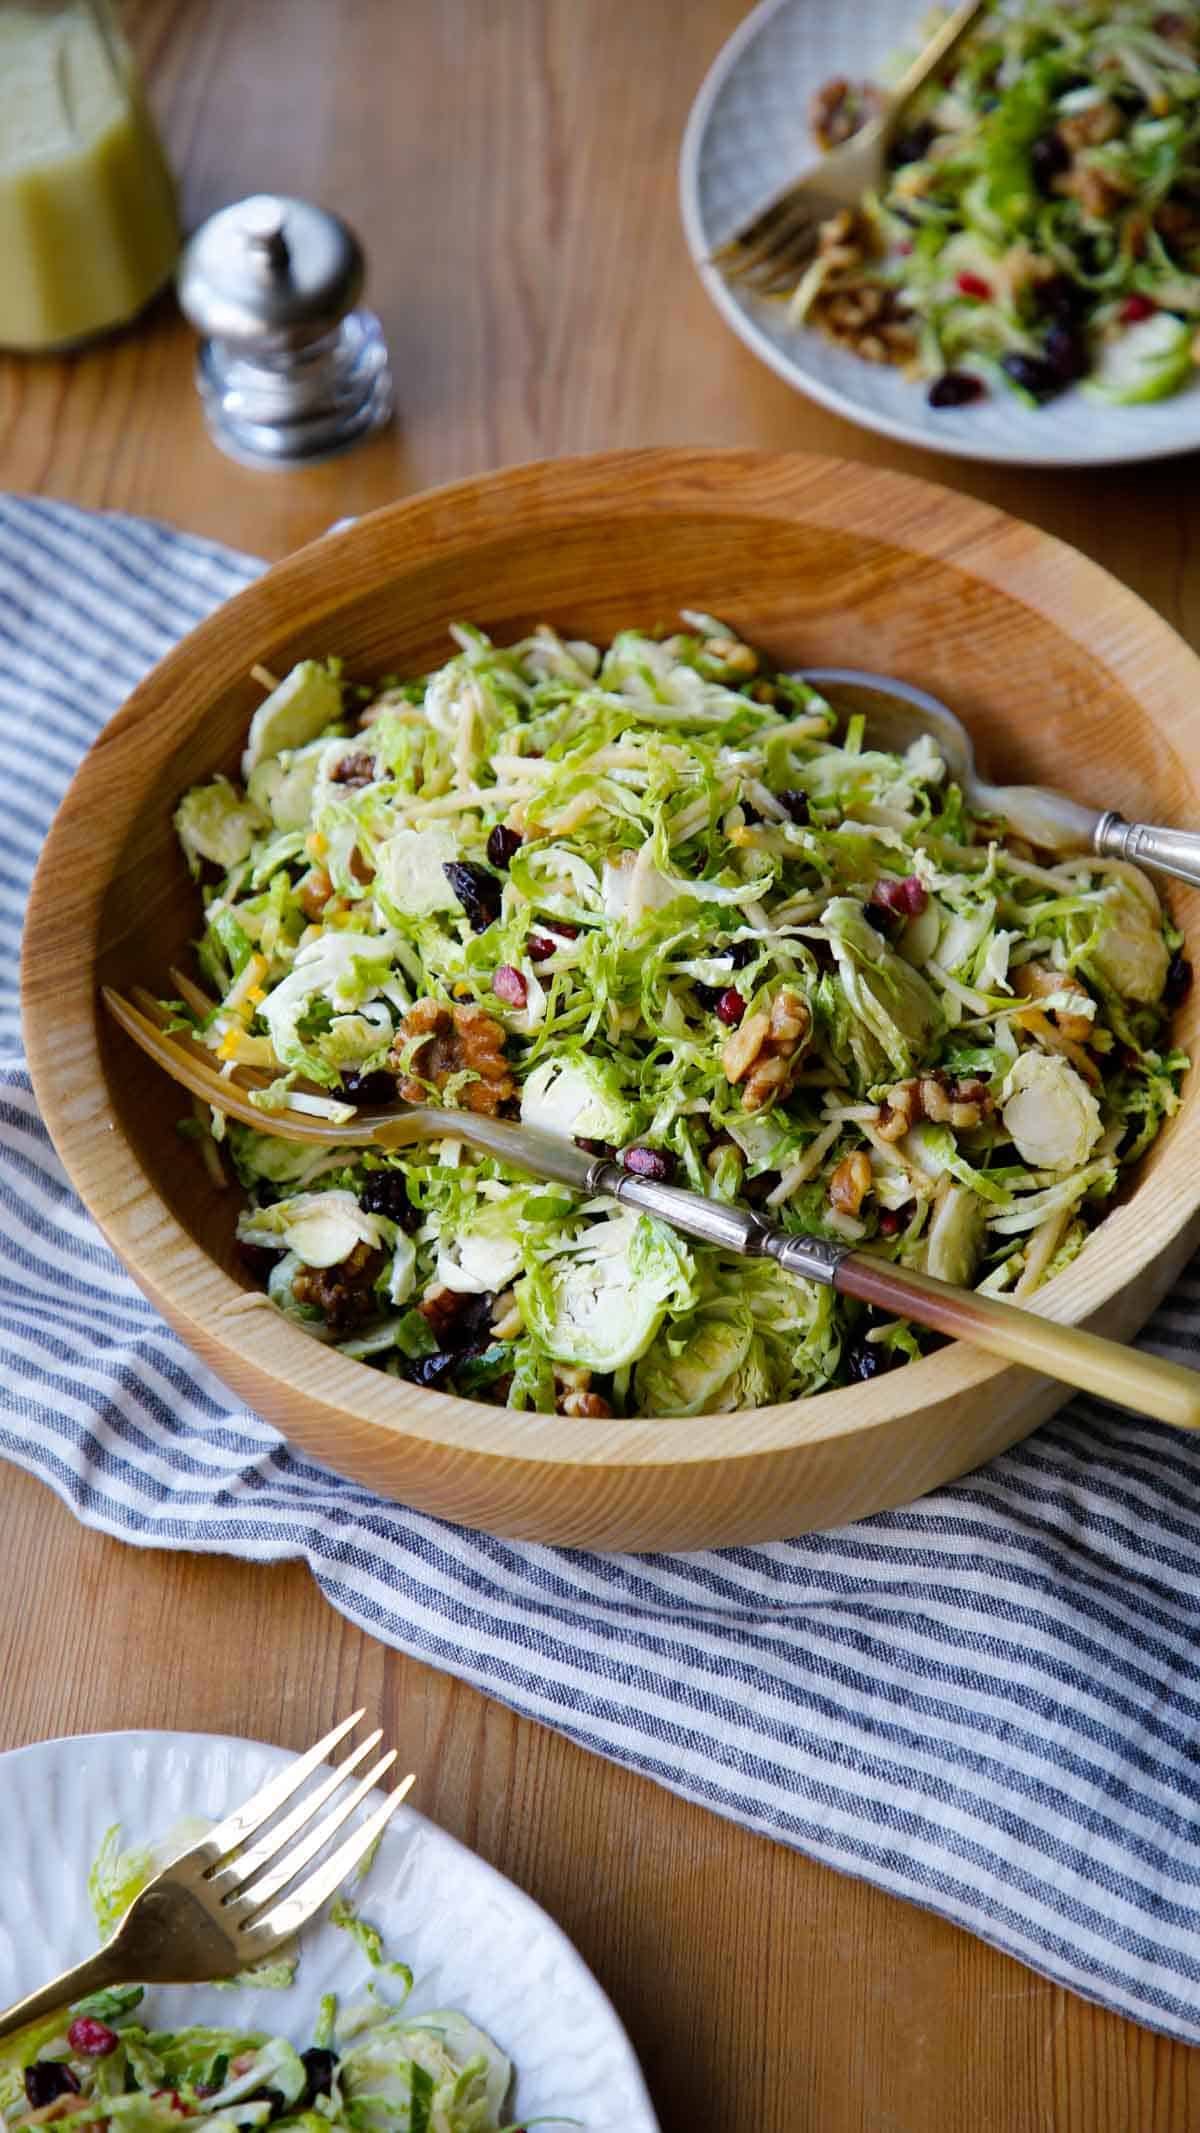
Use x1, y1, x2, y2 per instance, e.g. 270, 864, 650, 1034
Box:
0, 0, 179, 352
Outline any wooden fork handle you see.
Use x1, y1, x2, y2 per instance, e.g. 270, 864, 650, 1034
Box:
0, 1946, 129, 2044
886, 0, 988, 123
835, 1254, 1200, 1432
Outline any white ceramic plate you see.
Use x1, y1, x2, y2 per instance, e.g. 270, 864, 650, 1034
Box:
680, 0, 1200, 467
0, 1731, 659, 2133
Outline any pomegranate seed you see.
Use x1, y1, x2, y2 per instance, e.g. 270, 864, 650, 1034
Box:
878, 1210, 902, 1237
67, 2019, 119, 2058
621, 1145, 675, 1183
527, 924, 578, 961
492, 964, 528, 1007
897, 238, 914, 255
871, 874, 928, 919
715, 987, 745, 1027
956, 271, 992, 301
1120, 294, 1155, 323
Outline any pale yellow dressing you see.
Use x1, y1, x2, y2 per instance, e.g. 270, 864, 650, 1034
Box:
0, 4, 179, 350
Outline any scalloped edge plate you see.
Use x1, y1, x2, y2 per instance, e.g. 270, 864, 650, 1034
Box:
0, 1731, 659, 2133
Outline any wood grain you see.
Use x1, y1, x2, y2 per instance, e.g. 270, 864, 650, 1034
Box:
4, 0, 1200, 2124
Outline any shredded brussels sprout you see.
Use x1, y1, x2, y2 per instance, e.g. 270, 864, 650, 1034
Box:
792, 1, 1200, 410
167, 616, 1189, 1414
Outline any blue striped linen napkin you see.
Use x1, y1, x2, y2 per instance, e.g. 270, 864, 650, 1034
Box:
6, 491, 1200, 2042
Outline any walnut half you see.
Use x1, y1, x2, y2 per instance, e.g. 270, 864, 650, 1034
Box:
391, 998, 515, 1116
721, 987, 813, 1113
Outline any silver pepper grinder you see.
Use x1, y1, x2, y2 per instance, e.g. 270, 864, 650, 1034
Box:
177, 194, 393, 469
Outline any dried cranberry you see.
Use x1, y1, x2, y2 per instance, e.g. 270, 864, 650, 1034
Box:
776, 789, 810, 824
1165, 953, 1193, 1007
1031, 131, 1070, 192
716, 988, 745, 1027
25, 2066, 80, 2109
407, 1351, 457, 1389
300, 2051, 338, 2108
492, 965, 528, 1008
1040, 274, 1088, 325
890, 120, 935, 166
1120, 293, 1156, 323
846, 1338, 894, 1382
621, 1145, 675, 1183
443, 861, 502, 932
1000, 351, 1066, 403
358, 1168, 419, 1231
486, 824, 523, 868
877, 1209, 904, 1238
956, 270, 992, 301
871, 874, 928, 919
340, 1066, 396, 1106
1043, 321, 1088, 384
425, 1289, 496, 1355
574, 1137, 615, 1159
237, 1240, 283, 1281
67, 2018, 119, 2058
927, 370, 985, 409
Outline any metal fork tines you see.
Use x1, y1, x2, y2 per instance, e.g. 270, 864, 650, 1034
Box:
0, 1712, 416, 2039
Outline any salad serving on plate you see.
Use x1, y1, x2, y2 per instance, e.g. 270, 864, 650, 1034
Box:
162, 609, 1190, 1421
793, 0, 1200, 410
0, 1826, 528, 2133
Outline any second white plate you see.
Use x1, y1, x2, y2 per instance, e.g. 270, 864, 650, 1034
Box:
0, 1730, 659, 2133
680, 0, 1200, 467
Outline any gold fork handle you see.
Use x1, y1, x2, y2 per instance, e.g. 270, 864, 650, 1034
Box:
0, 1946, 130, 2045
886, 0, 988, 124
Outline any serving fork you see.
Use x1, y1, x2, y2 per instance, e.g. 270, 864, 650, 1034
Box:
103, 986, 1200, 1433
712, 0, 986, 294
0, 1712, 414, 2042
800, 667, 1200, 886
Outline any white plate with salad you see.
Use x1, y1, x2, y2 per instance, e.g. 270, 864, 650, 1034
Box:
680, 0, 1200, 466
0, 1731, 659, 2133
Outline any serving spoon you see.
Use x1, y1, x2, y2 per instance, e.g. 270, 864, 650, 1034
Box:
799, 668, 1200, 890
103, 986, 1200, 1433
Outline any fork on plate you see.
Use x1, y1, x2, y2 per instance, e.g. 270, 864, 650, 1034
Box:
712, 0, 986, 294
0, 1712, 414, 2042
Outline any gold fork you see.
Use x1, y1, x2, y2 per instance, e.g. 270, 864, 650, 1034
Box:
712, 0, 987, 295
102, 984, 1200, 1432
0, 1712, 414, 2041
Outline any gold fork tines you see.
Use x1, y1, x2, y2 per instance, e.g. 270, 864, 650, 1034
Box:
0, 1713, 416, 2041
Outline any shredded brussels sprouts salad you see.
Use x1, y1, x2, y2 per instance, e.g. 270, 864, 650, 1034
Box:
795, 1, 1200, 409
168, 613, 1189, 1417
1, 1826, 535, 2133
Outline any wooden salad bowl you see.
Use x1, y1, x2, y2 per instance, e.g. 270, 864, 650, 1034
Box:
21, 449, 1200, 1549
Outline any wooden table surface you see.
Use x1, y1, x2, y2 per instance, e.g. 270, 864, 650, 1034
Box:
3, 2, 1199, 2127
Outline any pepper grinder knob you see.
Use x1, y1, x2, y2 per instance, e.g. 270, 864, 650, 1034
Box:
176, 193, 393, 469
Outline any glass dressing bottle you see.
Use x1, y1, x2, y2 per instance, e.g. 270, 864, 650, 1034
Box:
0, 0, 179, 352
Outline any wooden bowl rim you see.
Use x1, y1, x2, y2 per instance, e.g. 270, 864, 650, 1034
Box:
21, 445, 1200, 1477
